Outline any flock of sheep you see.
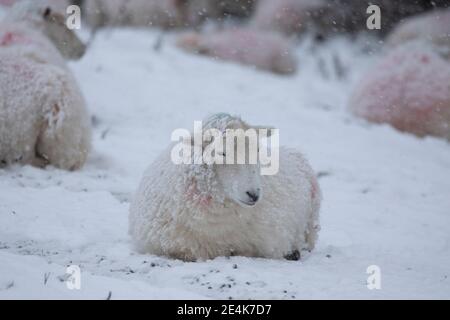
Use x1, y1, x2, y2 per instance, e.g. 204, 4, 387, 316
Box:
0, 0, 449, 262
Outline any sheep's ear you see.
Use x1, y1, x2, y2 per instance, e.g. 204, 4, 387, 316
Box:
252, 125, 276, 137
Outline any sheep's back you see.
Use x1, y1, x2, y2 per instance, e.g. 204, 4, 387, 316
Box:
0, 54, 54, 165
259, 147, 321, 252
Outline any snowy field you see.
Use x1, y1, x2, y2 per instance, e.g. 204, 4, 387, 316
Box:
1, 26, 450, 299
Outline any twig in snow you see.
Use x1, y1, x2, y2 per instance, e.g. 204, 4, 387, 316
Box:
153, 33, 164, 52
1, 281, 14, 290
332, 53, 347, 80
101, 129, 110, 140
317, 171, 331, 179
317, 56, 329, 80
44, 272, 51, 285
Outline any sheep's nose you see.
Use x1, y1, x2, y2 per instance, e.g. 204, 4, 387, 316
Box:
246, 190, 260, 203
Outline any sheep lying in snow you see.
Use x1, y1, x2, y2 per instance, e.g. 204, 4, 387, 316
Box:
0, 53, 91, 169
129, 114, 321, 261
0, 0, 91, 170
176, 28, 297, 75
2, 0, 86, 66
349, 43, 450, 140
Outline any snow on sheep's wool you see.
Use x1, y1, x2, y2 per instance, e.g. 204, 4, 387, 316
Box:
0, 53, 91, 170
176, 27, 297, 75
129, 114, 321, 262
349, 43, 450, 140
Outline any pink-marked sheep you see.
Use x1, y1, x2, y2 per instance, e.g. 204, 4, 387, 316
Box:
176, 27, 298, 75
251, 0, 326, 36
0, 53, 91, 169
129, 113, 321, 262
83, 0, 183, 29
349, 44, 450, 140
387, 8, 450, 57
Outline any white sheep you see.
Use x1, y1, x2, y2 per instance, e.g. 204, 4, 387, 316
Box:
129, 114, 321, 261
0, 0, 91, 170
2, 0, 86, 67
0, 53, 91, 170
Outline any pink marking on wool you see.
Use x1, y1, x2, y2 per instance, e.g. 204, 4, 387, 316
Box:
185, 178, 212, 208
199, 195, 213, 207
11, 63, 34, 80
185, 179, 197, 199
0, 0, 16, 6
0, 31, 29, 46
420, 55, 430, 64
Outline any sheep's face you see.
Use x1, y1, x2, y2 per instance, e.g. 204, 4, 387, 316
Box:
190, 114, 274, 208
211, 122, 264, 208
215, 162, 262, 208
41, 7, 86, 60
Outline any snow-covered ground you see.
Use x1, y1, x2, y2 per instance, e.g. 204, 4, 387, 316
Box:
1, 27, 449, 300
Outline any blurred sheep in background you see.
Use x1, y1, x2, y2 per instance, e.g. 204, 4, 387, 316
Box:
177, 27, 297, 75
349, 43, 450, 140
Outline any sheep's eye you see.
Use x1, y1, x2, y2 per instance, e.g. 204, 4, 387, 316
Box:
219, 152, 226, 157
43, 7, 52, 18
